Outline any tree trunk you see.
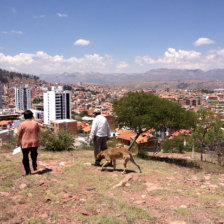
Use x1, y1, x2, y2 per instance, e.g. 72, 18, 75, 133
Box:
128, 132, 141, 151
200, 128, 207, 161
192, 140, 195, 159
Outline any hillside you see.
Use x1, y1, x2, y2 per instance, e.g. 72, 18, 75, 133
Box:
0, 68, 39, 83
1, 149, 224, 223
107, 80, 224, 90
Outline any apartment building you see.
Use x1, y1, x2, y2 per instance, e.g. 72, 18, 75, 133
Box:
15, 86, 32, 110
44, 88, 71, 125
0, 83, 2, 109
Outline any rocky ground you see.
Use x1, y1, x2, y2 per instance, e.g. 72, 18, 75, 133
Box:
0, 150, 224, 224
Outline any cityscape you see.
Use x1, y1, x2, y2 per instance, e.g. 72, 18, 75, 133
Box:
1, 0, 224, 223
0, 72, 224, 147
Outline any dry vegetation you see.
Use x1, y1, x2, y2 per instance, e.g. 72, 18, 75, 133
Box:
0, 148, 224, 224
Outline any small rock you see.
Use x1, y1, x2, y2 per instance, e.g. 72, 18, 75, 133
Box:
0, 192, 10, 197
84, 162, 92, 166
125, 183, 131, 187
28, 193, 32, 197
112, 174, 133, 189
19, 183, 27, 190
141, 194, 146, 199
180, 205, 187, 208
59, 161, 66, 166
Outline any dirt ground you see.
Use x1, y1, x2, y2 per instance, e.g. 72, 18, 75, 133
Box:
0, 150, 224, 224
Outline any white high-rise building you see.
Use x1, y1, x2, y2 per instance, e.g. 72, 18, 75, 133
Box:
44, 89, 71, 125
0, 82, 2, 109
15, 86, 32, 110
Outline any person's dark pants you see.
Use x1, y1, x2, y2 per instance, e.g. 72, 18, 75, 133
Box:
22, 147, 38, 175
93, 136, 108, 164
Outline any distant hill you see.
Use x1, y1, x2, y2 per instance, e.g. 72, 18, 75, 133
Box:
107, 80, 224, 90
0, 68, 39, 83
38, 69, 224, 85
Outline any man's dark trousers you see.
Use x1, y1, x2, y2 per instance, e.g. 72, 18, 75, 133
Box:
93, 136, 108, 164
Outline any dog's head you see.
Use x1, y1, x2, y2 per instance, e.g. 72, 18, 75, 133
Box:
97, 151, 105, 161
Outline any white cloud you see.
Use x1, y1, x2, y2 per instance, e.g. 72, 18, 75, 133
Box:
1, 47, 224, 75
116, 61, 129, 69
1, 30, 23, 35
135, 48, 224, 70
135, 56, 155, 66
33, 15, 46, 19
57, 13, 68, 18
194, 37, 215, 47
11, 30, 23, 35
0, 51, 113, 74
74, 39, 90, 46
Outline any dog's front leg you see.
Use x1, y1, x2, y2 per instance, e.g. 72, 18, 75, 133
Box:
101, 160, 111, 171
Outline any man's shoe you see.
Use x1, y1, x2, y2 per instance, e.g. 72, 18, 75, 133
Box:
25, 170, 31, 175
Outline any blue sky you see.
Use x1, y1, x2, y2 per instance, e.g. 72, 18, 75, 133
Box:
0, 0, 224, 75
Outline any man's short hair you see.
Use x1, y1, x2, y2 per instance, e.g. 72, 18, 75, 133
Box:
93, 109, 101, 115
24, 110, 33, 119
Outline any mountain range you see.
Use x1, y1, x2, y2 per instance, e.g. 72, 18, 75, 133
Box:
38, 69, 224, 84
37, 68, 224, 90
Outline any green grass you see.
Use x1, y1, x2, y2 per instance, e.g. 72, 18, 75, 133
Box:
175, 207, 191, 216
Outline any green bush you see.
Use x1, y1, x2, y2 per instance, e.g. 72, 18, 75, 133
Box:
40, 129, 74, 151
162, 135, 186, 153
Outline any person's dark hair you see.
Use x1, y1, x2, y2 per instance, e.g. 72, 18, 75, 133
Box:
93, 109, 101, 115
24, 110, 33, 119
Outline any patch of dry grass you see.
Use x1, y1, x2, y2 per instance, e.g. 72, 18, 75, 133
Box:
1, 149, 224, 223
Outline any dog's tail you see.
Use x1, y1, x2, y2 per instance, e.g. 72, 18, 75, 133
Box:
130, 154, 142, 173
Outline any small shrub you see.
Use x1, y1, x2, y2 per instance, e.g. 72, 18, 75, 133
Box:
162, 136, 186, 153
40, 129, 74, 151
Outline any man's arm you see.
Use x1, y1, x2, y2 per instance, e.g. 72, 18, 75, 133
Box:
16, 125, 22, 147
89, 119, 97, 143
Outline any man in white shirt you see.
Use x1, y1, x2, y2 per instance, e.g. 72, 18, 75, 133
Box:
90, 109, 111, 166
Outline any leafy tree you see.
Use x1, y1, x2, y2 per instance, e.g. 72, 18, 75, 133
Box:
79, 111, 88, 117
162, 135, 188, 153
63, 85, 73, 91
0, 68, 39, 83
33, 98, 43, 104
191, 108, 224, 161
40, 129, 74, 151
113, 91, 197, 150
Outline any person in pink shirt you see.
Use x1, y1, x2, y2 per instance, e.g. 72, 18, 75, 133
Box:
16, 110, 40, 175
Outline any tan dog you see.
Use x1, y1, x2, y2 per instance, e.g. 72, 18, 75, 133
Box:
97, 147, 142, 174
